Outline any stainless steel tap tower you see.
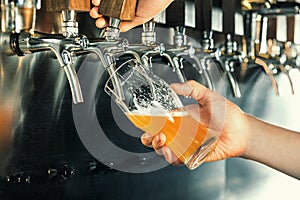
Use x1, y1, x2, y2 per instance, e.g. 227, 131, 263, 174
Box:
0, 0, 300, 199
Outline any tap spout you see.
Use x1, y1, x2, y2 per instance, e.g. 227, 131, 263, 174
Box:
13, 31, 84, 104
172, 56, 188, 83
86, 45, 125, 101
191, 56, 215, 90
223, 58, 242, 98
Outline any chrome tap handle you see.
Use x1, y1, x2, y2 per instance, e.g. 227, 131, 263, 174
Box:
141, 55, 152, 71
159, 43, 187, 83
105, 18, 122, 41
15, 32, 84, 104
98, 0, 138, 41
61, 10, 78, 38
216, 56, 241, 98
142, 21, 156, 46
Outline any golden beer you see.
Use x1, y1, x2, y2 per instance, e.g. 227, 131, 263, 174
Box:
126, 110, 216, 166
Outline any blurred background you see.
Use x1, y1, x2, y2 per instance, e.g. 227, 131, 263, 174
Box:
0, 0, 300, 199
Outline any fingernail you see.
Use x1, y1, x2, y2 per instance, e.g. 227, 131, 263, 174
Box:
96, 19, 106, 28
142, 133, 152, 143
162, 147, 171, 163
155, 135, 161, 144
142, 132, 151, 139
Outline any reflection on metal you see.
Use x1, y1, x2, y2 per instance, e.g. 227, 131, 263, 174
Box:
1, 0, 300, 199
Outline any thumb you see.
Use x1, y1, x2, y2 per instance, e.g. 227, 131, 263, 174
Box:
119, 17, 148, 32
170, 80, 211, 103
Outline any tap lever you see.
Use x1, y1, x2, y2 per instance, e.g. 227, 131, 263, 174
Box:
255, 57, 280, 95
46, 0, 90, 11
98, 0, 138, 20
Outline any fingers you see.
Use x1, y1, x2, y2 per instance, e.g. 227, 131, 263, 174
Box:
119, 17, 148, 32
162, 146, 182, 165
95, 18, 108, 28
91, 0, 101, 6
90, 6, 102, 19
152, 133, 166, 155
141, 132, 182, 165
170, 80, 211, 104
90, 8, 108, 28
141, 132, 154, 147
90, 3, 108, 28
152, 134, 182, 165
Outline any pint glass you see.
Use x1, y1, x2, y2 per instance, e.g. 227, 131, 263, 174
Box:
105, 59, 217, 170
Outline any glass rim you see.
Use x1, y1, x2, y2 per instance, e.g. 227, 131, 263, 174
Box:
104, 59, 137, 99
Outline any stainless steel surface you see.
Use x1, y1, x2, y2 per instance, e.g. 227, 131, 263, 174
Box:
1, 1, 300, 200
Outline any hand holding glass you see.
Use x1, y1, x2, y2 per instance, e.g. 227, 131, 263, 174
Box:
105, 59, 218, 170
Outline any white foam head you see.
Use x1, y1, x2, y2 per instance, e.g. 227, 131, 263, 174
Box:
128, 109, 188, 117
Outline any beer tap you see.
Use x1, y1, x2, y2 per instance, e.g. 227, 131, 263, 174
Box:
0, 0, 95, 104
162, 0, 215, 87
95, 0, 141, 100
283, 17, 300, 71
136, 17, 187, 83
255, 12, 295, 95
219, 0, 242, 98
195, 0, 214, 51
167, 26, 215, 90
254, 15, 279, 95
166, 0, 214, 89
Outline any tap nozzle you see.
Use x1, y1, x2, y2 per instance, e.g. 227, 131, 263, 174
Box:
11, 31, 84, 104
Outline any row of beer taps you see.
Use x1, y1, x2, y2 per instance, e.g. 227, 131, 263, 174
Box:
2, 0, 300, 106
243, 0, 300, 96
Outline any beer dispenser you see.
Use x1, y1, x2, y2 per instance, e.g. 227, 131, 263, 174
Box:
0, 0, 300, 199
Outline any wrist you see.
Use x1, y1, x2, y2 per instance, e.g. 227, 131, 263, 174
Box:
240, 113, 260, 159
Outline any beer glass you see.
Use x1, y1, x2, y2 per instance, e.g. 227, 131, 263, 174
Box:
105, 59, 217, 170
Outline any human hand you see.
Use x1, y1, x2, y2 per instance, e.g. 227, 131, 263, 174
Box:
90, 0, 174, 32
141, 80, 250, 165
